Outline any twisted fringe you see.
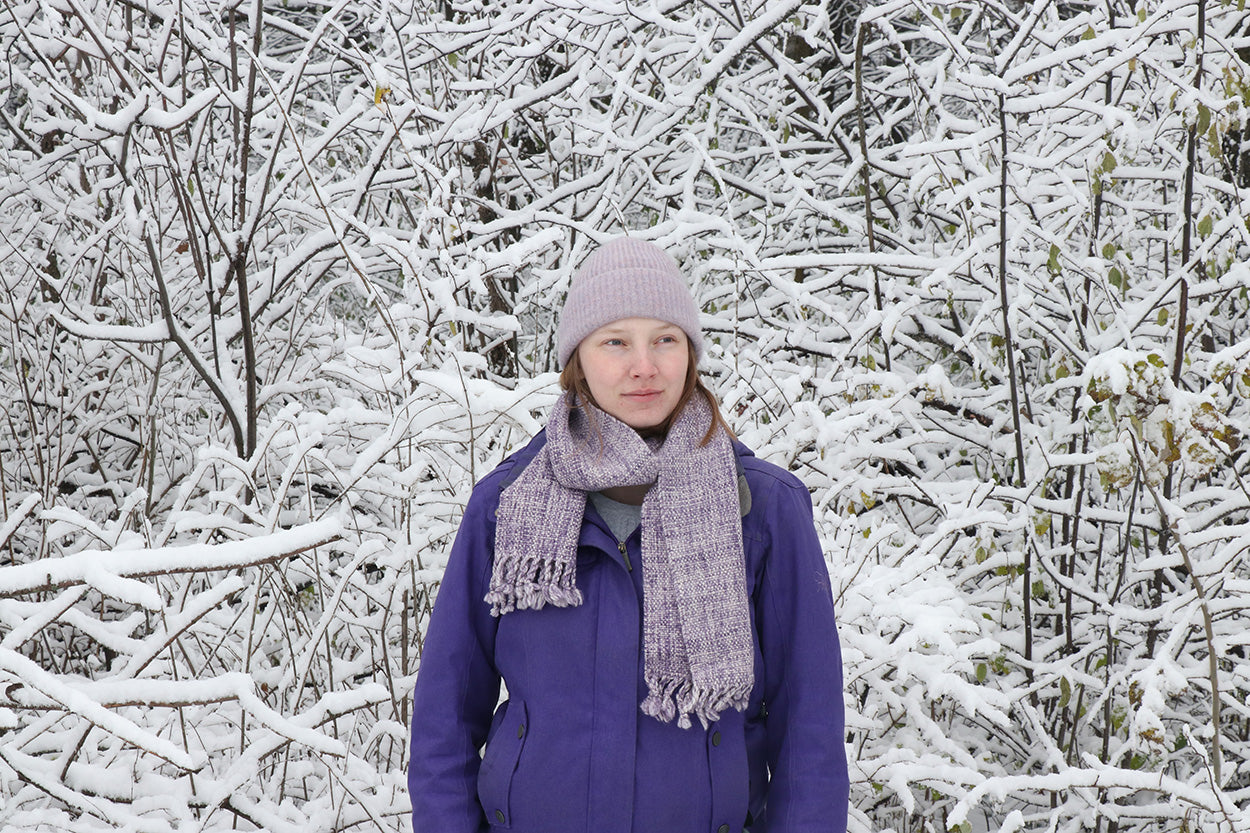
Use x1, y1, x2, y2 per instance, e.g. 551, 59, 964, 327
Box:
485, 555, 582, 616
642, 675, 753, 730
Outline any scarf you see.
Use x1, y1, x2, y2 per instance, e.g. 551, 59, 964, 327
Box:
487, 391, 753, 729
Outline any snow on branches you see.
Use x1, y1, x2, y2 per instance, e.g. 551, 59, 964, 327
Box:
2, 0, 1250, 831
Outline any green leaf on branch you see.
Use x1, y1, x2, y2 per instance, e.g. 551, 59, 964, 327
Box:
1196, 103, 1211, 134
1047, 244, 1062, 275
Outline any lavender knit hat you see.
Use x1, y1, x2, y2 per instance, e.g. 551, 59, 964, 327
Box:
556, 237, 704, 367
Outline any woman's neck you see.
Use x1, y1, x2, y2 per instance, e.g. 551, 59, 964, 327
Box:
600, 483, 652, 506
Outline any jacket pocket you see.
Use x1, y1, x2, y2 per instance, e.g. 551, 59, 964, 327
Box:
478, 699, 528, 829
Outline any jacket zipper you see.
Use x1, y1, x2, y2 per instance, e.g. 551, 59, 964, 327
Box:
617, 540, 633, 572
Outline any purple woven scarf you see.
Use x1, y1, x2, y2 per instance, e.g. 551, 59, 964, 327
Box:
487, 391, 753, 729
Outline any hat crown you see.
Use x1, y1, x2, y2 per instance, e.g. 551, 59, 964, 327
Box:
556, 238, 703, 367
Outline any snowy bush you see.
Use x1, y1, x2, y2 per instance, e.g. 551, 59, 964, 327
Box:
1, 0, 1249, 831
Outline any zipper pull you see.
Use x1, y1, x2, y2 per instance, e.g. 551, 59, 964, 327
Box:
618, 540, 633, 572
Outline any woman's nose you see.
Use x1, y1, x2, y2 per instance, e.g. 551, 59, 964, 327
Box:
630, 348, 658, 376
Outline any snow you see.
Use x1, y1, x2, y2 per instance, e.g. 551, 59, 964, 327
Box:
2, 0, 1249, 830
0, 520, 344, 599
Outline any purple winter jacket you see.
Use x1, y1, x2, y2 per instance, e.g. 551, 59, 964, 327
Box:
408, 432, 849, 833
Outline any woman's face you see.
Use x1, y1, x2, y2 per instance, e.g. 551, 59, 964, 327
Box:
576, 318, 690, 430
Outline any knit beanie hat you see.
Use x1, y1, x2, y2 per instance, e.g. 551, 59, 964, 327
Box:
556, 237, 704, 367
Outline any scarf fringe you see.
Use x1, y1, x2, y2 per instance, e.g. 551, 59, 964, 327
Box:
642, 676, 753, 730
485, 555, 582, 616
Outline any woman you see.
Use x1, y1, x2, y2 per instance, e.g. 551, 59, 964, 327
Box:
408, 237, 849, 833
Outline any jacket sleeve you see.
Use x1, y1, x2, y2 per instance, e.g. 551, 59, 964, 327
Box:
754, 473, 850, 833
408, 480, 503, 833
